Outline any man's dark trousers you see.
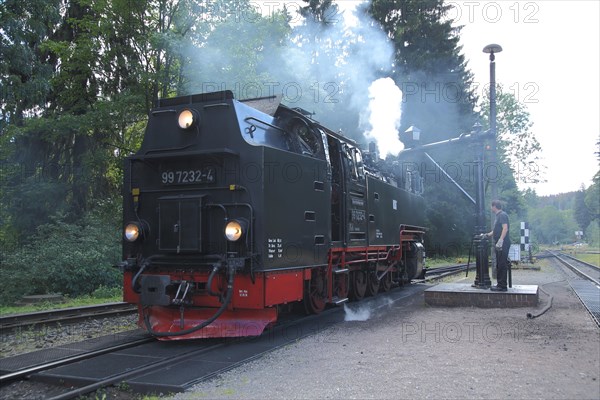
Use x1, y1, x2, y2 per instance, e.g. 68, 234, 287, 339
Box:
495, 244, 510, 288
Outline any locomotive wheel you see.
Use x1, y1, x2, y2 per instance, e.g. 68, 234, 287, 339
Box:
334, 272, 349, 300
365, 270, 379, 297
304, 268, 327, 314
350, 270, 367, 301
379, 272, 392, 292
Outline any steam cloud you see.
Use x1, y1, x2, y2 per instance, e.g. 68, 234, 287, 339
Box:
344, 303, 371, 321
344, 295, 395, 321
184, 1, 405, 156
363, 77, 405, 158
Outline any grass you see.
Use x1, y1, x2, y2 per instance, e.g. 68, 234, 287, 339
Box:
557, 245, 600, 267
0, 289, 122, 316
571, 253, 600, 267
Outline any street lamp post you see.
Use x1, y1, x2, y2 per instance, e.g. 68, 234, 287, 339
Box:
483, 44, 502, 143
471, 122, 492, 289
483, 43, 502, 279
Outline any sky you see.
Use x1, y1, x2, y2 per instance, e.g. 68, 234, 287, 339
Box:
455, 0, 600, 195
335, 0, 599, 196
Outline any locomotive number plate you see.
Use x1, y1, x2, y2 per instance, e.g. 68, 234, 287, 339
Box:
161, 167, 216, 185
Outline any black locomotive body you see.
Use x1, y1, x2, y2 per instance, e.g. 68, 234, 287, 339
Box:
121, 90, 425, 340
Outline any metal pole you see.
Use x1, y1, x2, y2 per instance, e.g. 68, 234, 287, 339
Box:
490, 50, 497, 145
484, 45, 502, 280
473, 146, 491, 288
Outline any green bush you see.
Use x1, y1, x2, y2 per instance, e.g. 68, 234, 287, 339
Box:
0, 211, 122, 305
91, 285, 122, 299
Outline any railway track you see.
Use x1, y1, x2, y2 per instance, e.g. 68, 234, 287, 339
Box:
556, 252, 600, 282
1, 284, 428, 399
548, 251, 600, 327
0, 264, 467, 332
0, 264, 479, 399
421, 263, 469, 281
0, 302, 136, 330
0, 334, 153, 385
0, 263, 467, 331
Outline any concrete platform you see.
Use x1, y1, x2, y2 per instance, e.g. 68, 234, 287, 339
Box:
424, 283, 538, 308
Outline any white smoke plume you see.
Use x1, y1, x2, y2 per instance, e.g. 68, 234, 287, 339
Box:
344, 303, 371, 321
363, 77, 405, 158
183, 1, 405, 153
344, 295, 395, 321
276, 2, 404, 154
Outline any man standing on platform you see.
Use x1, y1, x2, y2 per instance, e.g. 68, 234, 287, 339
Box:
486, 200, 510, 291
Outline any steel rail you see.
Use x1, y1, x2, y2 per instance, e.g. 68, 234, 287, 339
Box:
0, 302, 136, 330
548, 251, 600, 328
557, 252, 600, 272
14, 283, 428, 398
417, 263, 469, 282
0, 336, 153, 385
550, 251, 600, 286
45, 341, 226, 400
43, 310, 341, 400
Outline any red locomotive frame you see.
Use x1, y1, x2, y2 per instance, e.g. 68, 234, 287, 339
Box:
124, 226, 424, 340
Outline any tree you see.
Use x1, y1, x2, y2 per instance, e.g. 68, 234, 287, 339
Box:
574, 185, 592, 233
481, 91, 544, 186
182, 1, 291, 98
528, 205, 577, 245
1, 0, 71, 246
1, 0, 211, 244
0, 0, 62, 127
366, 1, 480, 254
300, 0, 337, 24
369, 0, 477, 142
585, 140, 600, 223
1, 0, 297, 300
0, 0, 300, 245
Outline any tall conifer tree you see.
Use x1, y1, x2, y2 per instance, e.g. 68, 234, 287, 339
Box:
369, 0, 476, 142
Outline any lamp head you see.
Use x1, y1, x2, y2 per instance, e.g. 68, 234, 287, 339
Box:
483, 44, 503, 54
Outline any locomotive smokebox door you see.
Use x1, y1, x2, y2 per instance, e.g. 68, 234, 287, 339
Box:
158, 195, 204, 253
140, 275, 171, 306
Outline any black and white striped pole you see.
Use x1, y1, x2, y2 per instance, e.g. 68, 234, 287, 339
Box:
520, 222, 531, 263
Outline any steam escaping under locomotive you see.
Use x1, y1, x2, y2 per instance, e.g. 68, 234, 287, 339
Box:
120, 90, 426, 340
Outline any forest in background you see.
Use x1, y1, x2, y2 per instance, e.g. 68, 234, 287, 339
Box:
1, 0, 598, 304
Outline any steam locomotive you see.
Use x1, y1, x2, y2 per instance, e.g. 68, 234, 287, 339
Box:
120, 90, 426, 340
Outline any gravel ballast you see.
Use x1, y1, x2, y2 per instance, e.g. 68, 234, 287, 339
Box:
0, 315, 138, 359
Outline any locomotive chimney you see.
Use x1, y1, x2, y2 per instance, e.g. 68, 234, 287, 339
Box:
369, 141, 379, 160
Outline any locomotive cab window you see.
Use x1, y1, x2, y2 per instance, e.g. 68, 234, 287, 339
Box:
353, 149, 365, 179
238, 104, 326, 160
345, 145, 365, 181
286, 117, 323, 158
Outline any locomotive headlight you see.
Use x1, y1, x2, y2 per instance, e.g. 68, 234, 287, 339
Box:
225, 219, 247, 242
178, 109, 199, 130
124, 223, 141, 242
